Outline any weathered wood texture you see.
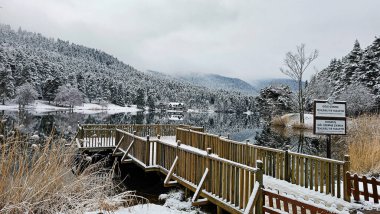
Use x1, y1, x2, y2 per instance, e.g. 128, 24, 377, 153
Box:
76, 124, 346, 213
176, 128, 349, 199
346, 172, 380, 204
263, 189, 336, 214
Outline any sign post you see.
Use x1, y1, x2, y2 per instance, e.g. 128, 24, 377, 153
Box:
313, 99, 347, 158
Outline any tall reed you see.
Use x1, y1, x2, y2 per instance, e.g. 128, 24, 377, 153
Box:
348, 114, 380, 175
0, 135, 142, 213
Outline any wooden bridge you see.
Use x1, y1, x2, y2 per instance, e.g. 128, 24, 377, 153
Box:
75, 124, 353, 214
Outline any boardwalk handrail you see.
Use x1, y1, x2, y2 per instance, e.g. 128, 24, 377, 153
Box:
113, 128, 263, 213
75, 124, 345, 213
175, 127, 350, 200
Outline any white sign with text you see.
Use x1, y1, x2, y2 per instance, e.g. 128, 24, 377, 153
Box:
315, 102, 346, 118
314, 119, 346, 135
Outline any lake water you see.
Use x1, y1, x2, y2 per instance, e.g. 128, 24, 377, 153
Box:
0, 110, 333, 158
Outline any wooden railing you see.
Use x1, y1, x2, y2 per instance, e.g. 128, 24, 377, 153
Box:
112, 128, 263, 213
79, 124, 203, 138
346, 173, 380, 203
76, 124, 342, 213
175, 128, 350, 200
263, 189, 337, 214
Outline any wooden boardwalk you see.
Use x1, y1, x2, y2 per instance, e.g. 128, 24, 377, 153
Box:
75, 124, 351, 214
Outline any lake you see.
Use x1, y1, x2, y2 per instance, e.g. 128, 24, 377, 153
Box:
0, 110, 335, 158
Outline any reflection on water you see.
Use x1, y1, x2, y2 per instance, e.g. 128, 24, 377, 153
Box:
0, 110, 331, 157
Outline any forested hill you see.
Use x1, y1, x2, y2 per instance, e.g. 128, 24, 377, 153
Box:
0, 24, 255, 113
171, 72, 258, 95
307, 38, 380, 112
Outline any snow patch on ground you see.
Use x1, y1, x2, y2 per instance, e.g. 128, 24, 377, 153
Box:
86, 189, 204, 214
85, 204, 192, 214
0, 101, 141, 115
158, 189, 205, 213
280, 113, 314, 129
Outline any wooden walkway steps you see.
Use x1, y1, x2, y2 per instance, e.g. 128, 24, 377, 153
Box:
74, 124, 351, 213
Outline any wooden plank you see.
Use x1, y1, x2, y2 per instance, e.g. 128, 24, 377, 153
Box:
243, 182, 259, 214
320, 161, 324, 193
314, 160, 318, 192
372, 177, 379, 203
300, 157, 304, 187
331, 163, 335, 196
192, 168, 209, 204
164, 156, 179, 187
326, 162, 330, 194
337, 164, 341, 198
353, 174, 360, 201
362, 175, 369, 201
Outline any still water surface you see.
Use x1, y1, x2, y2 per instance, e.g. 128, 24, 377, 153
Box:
0, 110, 333, 158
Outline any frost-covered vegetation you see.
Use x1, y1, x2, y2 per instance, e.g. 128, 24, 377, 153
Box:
0, 134, 145, 213
0, 24, 255, 113
307, 39, 380, 114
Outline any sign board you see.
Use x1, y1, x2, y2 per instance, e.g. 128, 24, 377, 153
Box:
314, 119, 346, 135
313, 100, 347, 135
315, 102, 346, 118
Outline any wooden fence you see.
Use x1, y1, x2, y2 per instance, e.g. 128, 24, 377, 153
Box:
175, 128, 350, 200
79, 124, 203, 139
346, 173, 380, 203
263, 189, 336, 214
76, 124, 341, 214
113, 129, 263, 213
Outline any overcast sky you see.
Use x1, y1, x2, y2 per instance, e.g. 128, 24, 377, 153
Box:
0, 0, 379, 81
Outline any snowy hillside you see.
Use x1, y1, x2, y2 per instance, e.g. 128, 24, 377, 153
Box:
0, 24, 255, 113
171, 72, 258, 95
250, 78, 301, 92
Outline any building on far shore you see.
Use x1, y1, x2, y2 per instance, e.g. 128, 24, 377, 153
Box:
168, 102, 186, 112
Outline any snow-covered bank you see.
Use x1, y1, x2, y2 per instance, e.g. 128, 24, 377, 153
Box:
0, 100, 142, 115
273, 113, 314, 129
85, 189, 205, 214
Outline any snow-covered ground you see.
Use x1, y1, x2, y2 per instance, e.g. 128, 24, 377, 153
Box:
85, 189, 204, 214
264, 175, 380, 212
280, 113, 314, 129
0, 100, 142, 115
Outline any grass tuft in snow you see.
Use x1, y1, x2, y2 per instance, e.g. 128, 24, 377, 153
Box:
271, 115, 289, 127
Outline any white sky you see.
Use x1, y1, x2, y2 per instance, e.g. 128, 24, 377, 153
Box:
0, 0, 379, 81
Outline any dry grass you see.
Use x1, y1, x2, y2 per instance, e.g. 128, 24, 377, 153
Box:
291, 122, 308, 130
0, 135, 145, 213
271, 115, 289, 127
348, 114, 380, 175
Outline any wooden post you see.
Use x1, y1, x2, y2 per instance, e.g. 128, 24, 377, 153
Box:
177, 140, 181, 156
146, 135, 150, 166
343, 155, 351, 202
256, 160, 264, 214
284, 145, 290, 182
245, 140, 249, 165
207, 147, 212, 193
157, 134, 161, 140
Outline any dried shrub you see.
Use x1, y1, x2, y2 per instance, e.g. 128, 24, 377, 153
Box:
271, 115, 289, 127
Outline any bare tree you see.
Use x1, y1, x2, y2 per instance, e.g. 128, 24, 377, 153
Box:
280, 44, 318, 124
15, 83, 38, 108
54, 85, 84, 108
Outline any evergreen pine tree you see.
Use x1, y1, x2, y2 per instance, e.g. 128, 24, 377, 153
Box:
135, 88, 145, 109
